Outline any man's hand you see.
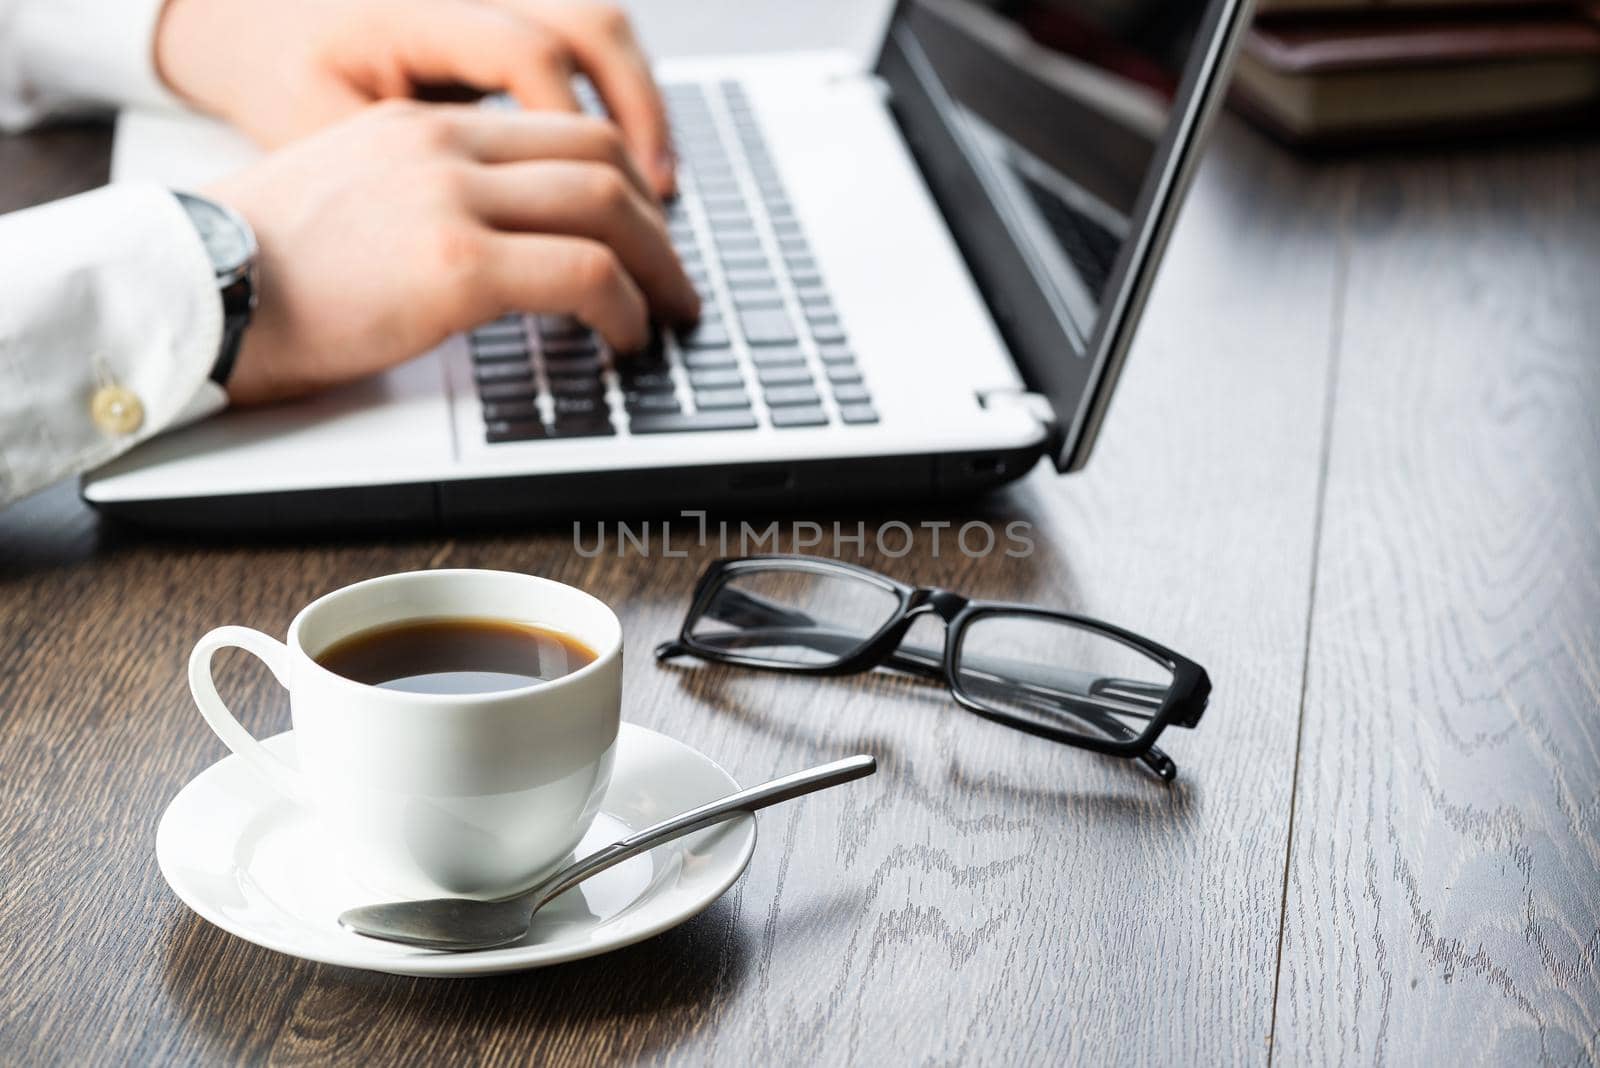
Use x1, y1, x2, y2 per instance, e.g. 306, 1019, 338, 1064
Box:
207, 102, 698, 407
156, 0, 677, 196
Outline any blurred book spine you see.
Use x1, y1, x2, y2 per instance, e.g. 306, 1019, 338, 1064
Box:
1232, 2, 1600, 146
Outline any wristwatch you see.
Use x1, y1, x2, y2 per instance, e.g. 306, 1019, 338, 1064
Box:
173, 191, 259, 387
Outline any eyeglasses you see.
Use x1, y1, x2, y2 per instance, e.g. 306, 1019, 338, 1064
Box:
655, 555, 1210, 781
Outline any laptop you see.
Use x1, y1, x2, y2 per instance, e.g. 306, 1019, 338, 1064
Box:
84, 0, 1250, 528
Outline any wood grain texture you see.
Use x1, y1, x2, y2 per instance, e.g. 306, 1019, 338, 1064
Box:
1273, 141, 1600, 1064
0, 117, 1340, 1065
0, 122, 110, 215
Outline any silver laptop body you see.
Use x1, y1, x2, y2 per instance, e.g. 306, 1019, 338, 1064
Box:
84, 0, 1249, 528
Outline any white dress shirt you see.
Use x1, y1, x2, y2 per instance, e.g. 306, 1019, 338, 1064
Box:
0, 0, 226, 507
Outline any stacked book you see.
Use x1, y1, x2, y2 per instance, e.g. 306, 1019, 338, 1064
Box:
1232, 0, 1600, 145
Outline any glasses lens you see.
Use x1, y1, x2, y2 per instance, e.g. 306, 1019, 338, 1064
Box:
954, 612, 1174, 745
688, 564, 902, 666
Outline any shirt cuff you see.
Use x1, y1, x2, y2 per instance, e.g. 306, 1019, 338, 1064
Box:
0, 183, 224, 504
11, 0, 185, 121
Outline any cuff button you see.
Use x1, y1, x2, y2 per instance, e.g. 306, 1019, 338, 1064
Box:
92, 385, 145, 436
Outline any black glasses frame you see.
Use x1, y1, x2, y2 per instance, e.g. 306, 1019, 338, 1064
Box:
655, 555, 1211, 782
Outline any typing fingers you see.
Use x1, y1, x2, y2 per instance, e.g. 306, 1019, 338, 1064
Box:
451, 110, 654, 203
512, 3, 676, 197
467, 159, 698, 326
481, 234, 651, 353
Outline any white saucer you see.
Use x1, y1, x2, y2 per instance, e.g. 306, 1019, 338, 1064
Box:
156, 723, 756, 977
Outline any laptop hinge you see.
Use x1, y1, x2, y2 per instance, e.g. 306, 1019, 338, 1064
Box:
976, 389, 1061, 448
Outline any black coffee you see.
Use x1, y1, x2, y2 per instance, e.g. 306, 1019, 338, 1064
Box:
316, 617, 597, 694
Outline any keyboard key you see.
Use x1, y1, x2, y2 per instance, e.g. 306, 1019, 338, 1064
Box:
544, 355, 604, 378
763, 384, 821, 407
472, 322, 526, 342
479, 380, 537, 402
629, 410, 759, 434
617, 370, 674, 392
734, 292, 784, 311
621, 330, 665, 362
694, 387, 751, 410
617, 349, 669, 373
553, 394, 605, 420
757, 364, 813, 387
537, 315, 587, 340
625, 392, 682, 414
471, 340, 530, 362
817, 343, 855, 364
811, 323, 848, 344
679, 321, 731, 349
720, 254, 768, 272
713, 228, 758, 250
739, 307, 797, 346
683, 349, 738, 370
486, 419, 547, 443
725, 268, 775, 289
826, 363, 863, 385
549, 417, 615, 438
838, 402, 880, 425
542, 338, 600, 359
483, 400, 539, 422
689, 368, 744, 389
717, 236, 762, 255
831, 382, 871, 405
748, 347, 807, 369
475, 362, 533, 385
547, 375, 604, 397
769, 405, 828, 428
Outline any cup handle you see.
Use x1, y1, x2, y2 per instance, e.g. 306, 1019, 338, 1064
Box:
188, 626, 309, 805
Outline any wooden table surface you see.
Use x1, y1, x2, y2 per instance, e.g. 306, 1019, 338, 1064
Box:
2, 113, 1597, 1066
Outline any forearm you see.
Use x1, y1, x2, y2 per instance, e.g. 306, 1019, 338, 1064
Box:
0, 184, 224, 507
0, 0, 182, 132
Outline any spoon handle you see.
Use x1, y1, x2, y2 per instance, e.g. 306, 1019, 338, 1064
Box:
517, 754, 877, 908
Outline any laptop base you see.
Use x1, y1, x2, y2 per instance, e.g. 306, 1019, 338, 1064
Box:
86, 441, 1046, 532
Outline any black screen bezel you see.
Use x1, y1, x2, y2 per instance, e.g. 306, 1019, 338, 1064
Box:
873, 0, 1250, 470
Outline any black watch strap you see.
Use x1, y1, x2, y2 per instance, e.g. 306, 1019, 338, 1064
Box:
172, 191, 259, 389
211, 272, 255, 386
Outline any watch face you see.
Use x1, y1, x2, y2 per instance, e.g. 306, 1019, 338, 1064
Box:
182, 194, 253, 274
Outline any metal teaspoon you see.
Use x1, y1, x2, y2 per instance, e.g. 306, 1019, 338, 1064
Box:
338, 753, 877, 951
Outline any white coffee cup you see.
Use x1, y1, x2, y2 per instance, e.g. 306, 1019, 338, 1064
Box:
188, 569, 622, 899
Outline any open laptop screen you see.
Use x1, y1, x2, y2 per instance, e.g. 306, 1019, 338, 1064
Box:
877, 0, 1245, 469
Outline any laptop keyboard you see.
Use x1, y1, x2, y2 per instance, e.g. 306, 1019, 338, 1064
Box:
469, 80, 878, 444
